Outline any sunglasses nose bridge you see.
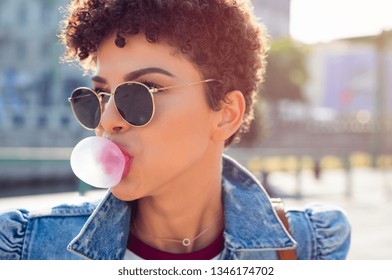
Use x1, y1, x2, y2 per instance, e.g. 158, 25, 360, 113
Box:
96, 92, 112, 108
97, 92, 112, 99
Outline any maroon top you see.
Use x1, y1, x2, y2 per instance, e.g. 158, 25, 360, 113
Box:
127, 232, 224, 260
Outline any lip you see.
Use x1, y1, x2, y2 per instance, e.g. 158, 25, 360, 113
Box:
112, 142, 133, 179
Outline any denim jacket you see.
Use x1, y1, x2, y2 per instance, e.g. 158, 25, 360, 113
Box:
0, 155, 350, 260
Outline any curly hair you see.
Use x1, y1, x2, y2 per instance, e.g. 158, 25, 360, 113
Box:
59, 0, 270, 146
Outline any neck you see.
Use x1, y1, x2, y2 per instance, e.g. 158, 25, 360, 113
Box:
131, 151, 224, 253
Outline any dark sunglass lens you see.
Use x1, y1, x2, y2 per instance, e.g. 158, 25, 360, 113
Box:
115, 83, 154, 126
71, 89, 101, 129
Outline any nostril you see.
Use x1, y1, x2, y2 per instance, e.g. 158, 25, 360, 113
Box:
113, 126, 123, 133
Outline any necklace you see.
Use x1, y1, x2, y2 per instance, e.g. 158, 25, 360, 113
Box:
132, 214, 223, 247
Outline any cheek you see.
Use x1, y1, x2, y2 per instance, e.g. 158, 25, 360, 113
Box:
145, 96, 214, 160
159, 97, 212, 142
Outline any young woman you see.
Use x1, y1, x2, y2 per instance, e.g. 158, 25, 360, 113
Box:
0, 0, 350, 260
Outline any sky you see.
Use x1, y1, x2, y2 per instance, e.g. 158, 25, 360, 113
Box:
290, 0, 392, 44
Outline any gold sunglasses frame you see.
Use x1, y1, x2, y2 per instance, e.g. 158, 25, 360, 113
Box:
68, 79, 220, 130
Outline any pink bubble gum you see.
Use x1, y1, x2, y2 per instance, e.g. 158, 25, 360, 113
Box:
70, 136, 127, 188
98, 144, 123, 176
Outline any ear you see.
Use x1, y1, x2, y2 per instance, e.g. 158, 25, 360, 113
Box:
211, 90, 245, 143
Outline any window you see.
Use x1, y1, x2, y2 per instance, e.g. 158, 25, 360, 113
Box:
40, 2, 53, 24
16, 41, 27, 61
18, 2, 27, 26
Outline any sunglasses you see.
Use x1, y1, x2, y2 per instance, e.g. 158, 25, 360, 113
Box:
68, 79, 220, 130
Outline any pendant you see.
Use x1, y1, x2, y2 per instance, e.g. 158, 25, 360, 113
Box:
182, 238, 191, 246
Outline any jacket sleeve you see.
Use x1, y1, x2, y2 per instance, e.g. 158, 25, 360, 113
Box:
287, 204, 351, 260
0, 209, 29, 260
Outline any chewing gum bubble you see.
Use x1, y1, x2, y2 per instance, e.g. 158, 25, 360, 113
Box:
70, 136, 126, 188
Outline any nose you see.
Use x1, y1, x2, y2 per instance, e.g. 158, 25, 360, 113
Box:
98, 96, 129, 134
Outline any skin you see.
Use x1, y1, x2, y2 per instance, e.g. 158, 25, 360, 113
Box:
93, 33, 245, 253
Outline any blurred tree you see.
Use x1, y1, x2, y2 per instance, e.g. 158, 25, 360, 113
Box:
239, 37, 308, 146
262, 37, 308, 102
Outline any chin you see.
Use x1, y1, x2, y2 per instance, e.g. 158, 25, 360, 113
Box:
111, 183, 140, 202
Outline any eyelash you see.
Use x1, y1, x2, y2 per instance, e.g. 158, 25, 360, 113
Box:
140, 80, 162, 92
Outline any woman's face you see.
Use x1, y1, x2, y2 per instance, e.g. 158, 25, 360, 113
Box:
93, 34, 219, 201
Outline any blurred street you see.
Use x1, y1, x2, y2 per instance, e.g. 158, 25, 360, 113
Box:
0, 168, 391, 260
275, 168, 392, 260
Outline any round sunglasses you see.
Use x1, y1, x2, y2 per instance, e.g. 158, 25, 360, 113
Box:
68, 79, 220, 130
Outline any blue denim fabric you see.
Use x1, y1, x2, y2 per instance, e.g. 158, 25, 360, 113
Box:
0, 155, 351, 260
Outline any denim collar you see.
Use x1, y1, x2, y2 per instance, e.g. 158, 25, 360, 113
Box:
68, 155, 296, 260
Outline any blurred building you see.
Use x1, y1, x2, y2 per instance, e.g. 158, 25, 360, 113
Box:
304, 31, 392, 121
0, 0, 94, 147
0, 0, 89, 117
253, 0, 291, 38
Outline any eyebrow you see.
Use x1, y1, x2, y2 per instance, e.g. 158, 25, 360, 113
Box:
91, 67, 176, 84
